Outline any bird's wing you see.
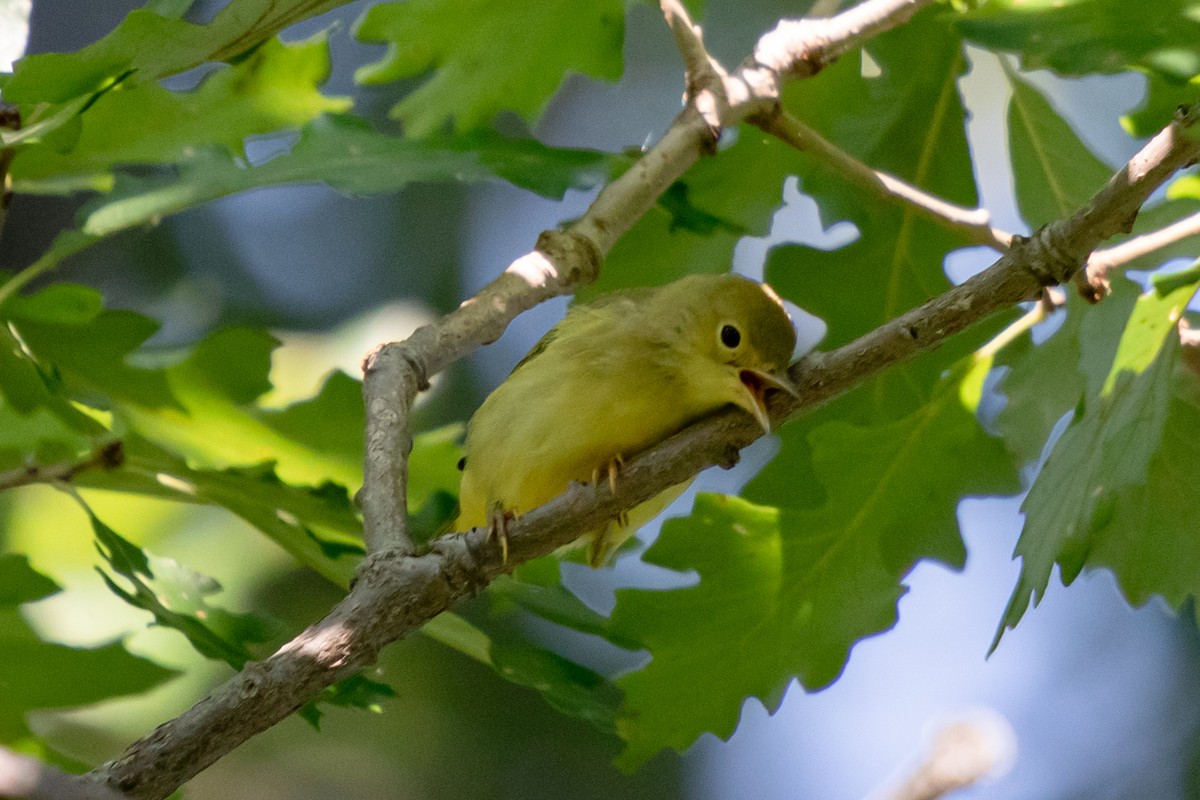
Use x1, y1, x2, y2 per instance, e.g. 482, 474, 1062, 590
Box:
508, 288, 653, 375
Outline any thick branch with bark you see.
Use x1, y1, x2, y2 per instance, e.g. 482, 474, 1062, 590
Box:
80, 2, 1200, 798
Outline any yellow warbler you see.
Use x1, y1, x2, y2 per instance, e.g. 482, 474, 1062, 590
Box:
455, 273, 797, 566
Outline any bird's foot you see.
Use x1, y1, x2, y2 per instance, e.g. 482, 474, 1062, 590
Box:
486, 506, 516, 564
591, 455, 628, 527
590, 454, 625, 495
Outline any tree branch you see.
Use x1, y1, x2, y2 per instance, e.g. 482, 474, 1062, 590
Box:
752, 106, 1014, 250
1076, 209, 1200, 301
660, 0, 722, 97
749, 0, 931, 81
0, 442, 124, 493
82, 6, 1200, 800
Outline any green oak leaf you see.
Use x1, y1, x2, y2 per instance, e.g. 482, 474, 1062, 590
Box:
3, 0, 354, 105
301, 674, 398, 727
87, 511, 398, 722
0, 554, 175, 742
0, 400, 105, 479
783, 8, 978, 227
957, 0, 1200, 82
0, 554, 59, 605
610, 359, 1018, 769
91, 513, 280, 668
488, 574, 613, 642
767, 7, 996, 422
0, 324, 102, 435
995, 280, 1139, 466
2, 0, 356, 155
0, 281, 114, 460
1168, 174, 1200, 203
1006, 69, 1115, 228
489, 637, 619, 733
118, 326, 360, 488
258, 371, 365, 467
78, 115, 621, 236
355, 0, 625, 136
1124, 74, 1200, 137
6, 303, 177, 411
1, 283, 103, 325
1084, 362, 1200, 608
77, 435, 364, 587
11, 35, 351, 193
996, 263, 1200, 645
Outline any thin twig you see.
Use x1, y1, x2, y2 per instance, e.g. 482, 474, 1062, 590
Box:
781, 106, 1200, 408
753, 107, 1014, 250
660, 0, 727, 129
0, 441, 125, 493
1076, 209, 1200, 301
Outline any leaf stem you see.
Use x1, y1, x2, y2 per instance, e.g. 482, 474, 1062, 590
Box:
752, 106, 1014, 250
0, 441, 125, 494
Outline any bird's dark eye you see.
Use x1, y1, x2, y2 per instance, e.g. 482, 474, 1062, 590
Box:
720, 324, 741, 349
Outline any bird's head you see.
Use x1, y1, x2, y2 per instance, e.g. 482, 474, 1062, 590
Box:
668, 274, 799, 433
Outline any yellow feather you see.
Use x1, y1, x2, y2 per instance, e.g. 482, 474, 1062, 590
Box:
455, 273, 797, 566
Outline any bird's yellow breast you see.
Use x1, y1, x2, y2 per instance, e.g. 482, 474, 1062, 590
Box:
455, 338, 708, 530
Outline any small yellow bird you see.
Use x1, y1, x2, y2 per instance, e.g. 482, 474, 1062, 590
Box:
455, 273, 797, 566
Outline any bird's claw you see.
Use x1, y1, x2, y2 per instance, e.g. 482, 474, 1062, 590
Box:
486, 507, 515, 564
591, 454, 625, 495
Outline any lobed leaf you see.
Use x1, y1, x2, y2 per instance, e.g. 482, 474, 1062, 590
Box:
0, 555, 175, 742
79, 115, 621, 237
91, 512, 280, 668
609, 358, 1017, 769
957, 0, 1200, 82
997, 264, 1200, 645
581, 126, 806, 301
1006, 70, 1114, 229
3, 0, 354, 105
355, 0, 626, 136
995, 283, 1139, 466
11, 35, 351, 193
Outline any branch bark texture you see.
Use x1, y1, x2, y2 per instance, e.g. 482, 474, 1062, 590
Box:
83, 3, 1200, 799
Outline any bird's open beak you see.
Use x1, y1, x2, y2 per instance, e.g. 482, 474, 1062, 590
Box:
738, 368, 798, 433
